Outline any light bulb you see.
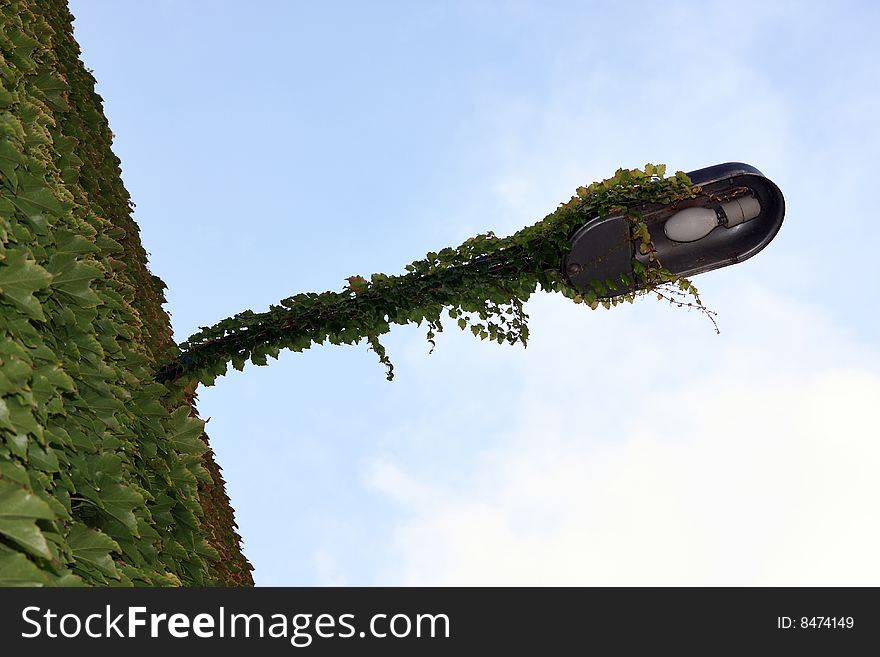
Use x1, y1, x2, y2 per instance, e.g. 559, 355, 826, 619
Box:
663, 207, 719, 242
663, 196, 762, 243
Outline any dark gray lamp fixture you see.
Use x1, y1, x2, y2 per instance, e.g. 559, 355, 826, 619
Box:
563, 162, 785, 296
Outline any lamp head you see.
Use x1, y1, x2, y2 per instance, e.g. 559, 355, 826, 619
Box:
563, 162, 785, 296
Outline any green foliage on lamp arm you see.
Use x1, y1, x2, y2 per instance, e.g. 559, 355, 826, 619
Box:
160, 165, 710, 385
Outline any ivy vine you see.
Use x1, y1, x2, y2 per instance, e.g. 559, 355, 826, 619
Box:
157, 164, 716, 386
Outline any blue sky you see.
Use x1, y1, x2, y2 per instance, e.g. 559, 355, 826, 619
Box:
68, 1, 880, 585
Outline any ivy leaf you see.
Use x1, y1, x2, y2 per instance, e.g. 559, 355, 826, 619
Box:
194, 539, 220, 562
54, 230, 99, 256
9, 185, 67, 218
67, 524, 121, 579
47, 256, 102, 307
99, 484, 144, 537
28, 445, 60, 472
34, 364, 76, 393
0, 249, 53, 320
0, 481, 55, 560
0, 518, 53, 559
345, 275, 369, 295
166, 408, 207, 455
0, 552, 50, 587
0, 479, 56, 520
169, 462, 198, 488
0, 398, 13, 431
0, 139, 22, 191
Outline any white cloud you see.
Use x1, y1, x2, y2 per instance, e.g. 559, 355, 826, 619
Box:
366, 285, 880, 585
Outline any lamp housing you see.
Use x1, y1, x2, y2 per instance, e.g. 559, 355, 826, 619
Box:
563, 162, 785, 296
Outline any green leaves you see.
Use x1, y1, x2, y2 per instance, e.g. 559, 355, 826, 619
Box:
0, 249, 52, 320
0, 138, 24, 191
345, 275, 369, 295
367, 334, 394, 381
0, 480, 56, 560
0, 479, 55, 520
8, 186, 67, 233
0, 519, 53, 559
166, 407, 207, 456
93, 484, 145, 537
163, 163, 709, 386
0, 1, 234, 588
0, 552, 50, 587
47, 254, 102, 306
67, 524, 121, 579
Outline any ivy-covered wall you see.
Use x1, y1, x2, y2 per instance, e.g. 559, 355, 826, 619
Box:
0, 0, 251, 585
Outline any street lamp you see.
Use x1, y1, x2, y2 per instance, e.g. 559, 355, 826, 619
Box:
563, 162, 785, 295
